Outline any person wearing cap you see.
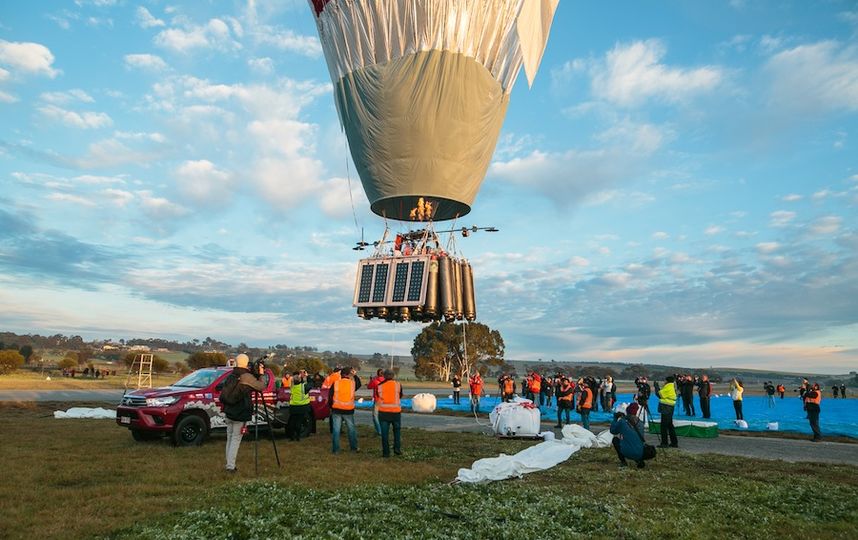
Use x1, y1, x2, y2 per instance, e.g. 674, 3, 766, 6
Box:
610, 403, 647, 468
377, 369, 404, 457
223, 353, 268, 473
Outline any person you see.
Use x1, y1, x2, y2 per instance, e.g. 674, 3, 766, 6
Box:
328, 368, 359, 453
730, 378, 744, 421
840, 383, 847, 398
501, 375, 515, 402
377, 369, 403, 457
287, 370, 312, 442
635, 377, 652, 421
322, 366, 343, 433
832, 384, 839, 399
765, 381, 776, 408
605, 376, 616, 410
610, 403, 647, 468
591, 378, 600, 412
799, 378, 809, 402
681, 375, 695, 416
776, 383, 786, 399
804, 383, 822, 441
367, 368, 385, 435
468, 371, 484, 414
280, 371, 292, 390
576, 380, 593, 431
555, 377, 574, 427
543, 377, 554, 407
531, 372, 542, 406
223, 353, 268, 473
655, 375, 678, 448
697, 375, 712, 419
451, 374, 462, 405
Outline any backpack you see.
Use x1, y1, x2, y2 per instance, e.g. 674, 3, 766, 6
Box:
219, 372, 243, 406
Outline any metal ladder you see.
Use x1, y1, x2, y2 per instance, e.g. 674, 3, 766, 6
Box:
125, 353, 154, 390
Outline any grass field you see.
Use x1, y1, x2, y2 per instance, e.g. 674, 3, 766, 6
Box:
1, 401, 856, 540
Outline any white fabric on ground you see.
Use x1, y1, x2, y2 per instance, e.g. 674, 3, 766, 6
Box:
489, 399, 541, 437
411, 393, 437, 413
456, 423, 613, 483
53, 407, 115, 419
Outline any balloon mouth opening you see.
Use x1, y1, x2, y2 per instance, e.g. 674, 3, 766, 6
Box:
372, 196, 471, 222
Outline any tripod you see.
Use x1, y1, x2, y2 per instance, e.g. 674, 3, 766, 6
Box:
252, 390, 281, 475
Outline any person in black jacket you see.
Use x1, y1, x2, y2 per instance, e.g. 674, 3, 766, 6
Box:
223, 354, 268, 473
697, 375, 712, 419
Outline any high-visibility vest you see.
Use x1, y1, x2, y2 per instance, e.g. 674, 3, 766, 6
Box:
805, 391, 822, 406
579, 387, 593, 409
290, 380, 310, 406
531, 376, 541, 393
559, 386, 573, 401
377, 380, 402, 413
281, 375, 292, 388
658, 382, 677, 406
322, 370, 341, 390
332, 378, 355, 411
470, 377, 483, 395
503, 379, 514, 394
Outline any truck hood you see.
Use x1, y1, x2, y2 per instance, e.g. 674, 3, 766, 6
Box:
125, 386, 188, 398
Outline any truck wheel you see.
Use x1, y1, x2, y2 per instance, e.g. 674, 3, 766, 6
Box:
173, 414, 207, 446
300, 416, 315, 438
131, 429, 161, 442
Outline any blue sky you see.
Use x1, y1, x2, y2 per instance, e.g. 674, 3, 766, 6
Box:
1, 1, 856, 374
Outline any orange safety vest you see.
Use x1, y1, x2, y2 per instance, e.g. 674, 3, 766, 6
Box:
322, 370, 341, 390
805, 391, 821, 406
531, 376, 541, 393
332, 378, 355, 411
470, 377, 483, 395
580, 387, 593, 409
377, 380, 402, 413
559, 385, 573, 401
281, 374, 292, 388
503, 379, 514, 394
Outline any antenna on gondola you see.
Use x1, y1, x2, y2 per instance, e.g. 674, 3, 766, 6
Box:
353, 227, 370, 251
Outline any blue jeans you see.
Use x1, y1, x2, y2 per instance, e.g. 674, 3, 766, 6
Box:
580, 409, 590, 431
380, 416, 401, 457
372, 404, 381, 435
331, 413, 357, 453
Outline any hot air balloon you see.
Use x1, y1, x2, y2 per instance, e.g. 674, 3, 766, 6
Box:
309, 0, 558, 221
308, 0, 558, 322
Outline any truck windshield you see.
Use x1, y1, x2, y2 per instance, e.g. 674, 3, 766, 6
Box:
173, 368, 222, 388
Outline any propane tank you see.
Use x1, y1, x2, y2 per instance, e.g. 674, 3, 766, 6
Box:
424, 257, 439, 319
357, 307, 366, 319
462, 261, 476, 321
376, 306, 389, 319
438, 256, 454, 321
399, 306, 411, 322
452, 258, 464, 320
412, 304, 424, 322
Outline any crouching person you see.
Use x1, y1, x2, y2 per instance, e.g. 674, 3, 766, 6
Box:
222, 354, 268, 473
377, 369, 404, 457
609, 403, 653, 469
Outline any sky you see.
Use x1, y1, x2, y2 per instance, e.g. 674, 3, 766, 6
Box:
1, 1, 857, 375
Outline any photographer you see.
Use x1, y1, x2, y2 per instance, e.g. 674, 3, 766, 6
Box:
610, 403, 649, 468
287, 370, 312, 442
655, 375, 678, 448
222, 354, 268, 473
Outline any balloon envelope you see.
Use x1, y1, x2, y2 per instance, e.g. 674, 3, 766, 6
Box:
310, 0, 558, 221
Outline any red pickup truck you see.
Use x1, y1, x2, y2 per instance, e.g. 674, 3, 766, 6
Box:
115, 367, 331, 446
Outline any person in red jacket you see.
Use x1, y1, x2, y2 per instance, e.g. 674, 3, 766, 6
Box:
366, 368, 385, 436
468, 371, 484, 414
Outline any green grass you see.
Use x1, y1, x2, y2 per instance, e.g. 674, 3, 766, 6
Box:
1, 402, 856, 540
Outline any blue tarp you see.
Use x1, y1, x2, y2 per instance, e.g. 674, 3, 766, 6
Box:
356, 393, 857, 438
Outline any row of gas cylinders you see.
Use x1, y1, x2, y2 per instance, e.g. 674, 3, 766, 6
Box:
358, 256, 477, 323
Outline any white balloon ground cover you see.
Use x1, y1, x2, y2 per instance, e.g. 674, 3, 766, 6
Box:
53, 407, 115, 419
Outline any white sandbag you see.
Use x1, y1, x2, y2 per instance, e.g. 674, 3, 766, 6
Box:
539, 431, 555, 441
766, 422, 779, 431
735, 419, 748, 429
489, 401, 541, 437
54, 407, 115, 419
411, 393, 437, 413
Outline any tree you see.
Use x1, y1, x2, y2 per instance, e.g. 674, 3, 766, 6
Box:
64, 351, 79, 365
284, 357, 328, 375
19, 345, 33, 363
152, 356, 170, 373
77, 347, 94, 365
58, 357, 77, 370
0, 350, 25, 375
186, 351, 227, 370
411, 322, 505, 381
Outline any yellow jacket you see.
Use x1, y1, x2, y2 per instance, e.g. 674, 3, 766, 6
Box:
658, 382, 677, 406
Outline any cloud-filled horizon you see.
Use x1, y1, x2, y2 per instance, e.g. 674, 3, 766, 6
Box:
1, 1, 857, 375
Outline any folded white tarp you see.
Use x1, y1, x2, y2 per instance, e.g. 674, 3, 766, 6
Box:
54, 407, 115, 419
490, 399, 541, 437
456, 424, 612, 483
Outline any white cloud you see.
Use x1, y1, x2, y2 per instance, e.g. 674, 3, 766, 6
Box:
37, 104, 112, 129
591, 39, 723, 106
652, 231, 669, 240
247, 118, 315, 157
135, 6, 165, 28
154, 18, 241, 54
756, 242, 780, 253
0, 67, 8, 81
39, 89, 94, 104
0, 90, 17, 103
174, 160, 234, 205
124, 53, 168, 72
248, 57, 274, 75
569, 256, 590, 267
770, 210, 796, 227
253, 28, 321, 57
766, 40, 858, 113
252, 156, 324, 210
812, 189, 830, 200
74, 174, 125, 185
136, 190, 188, 219
781, 194, 802, 202
810, 216, 842, 235
102, 188, 134, 207
0, 40, 59, 78
318, 177, 365, 219
46, 192, 96, 207
704, 225, 724, 235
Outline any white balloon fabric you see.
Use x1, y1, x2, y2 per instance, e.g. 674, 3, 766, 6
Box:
456, 423, 613, 483
735, 419, 749, 429
766, 422, 779, 431
53, 407, 115, 419
411, 393, 437, 413
489, 399, 541, 437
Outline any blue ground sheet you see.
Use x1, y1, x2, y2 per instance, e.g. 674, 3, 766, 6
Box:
357, 392, 857, 438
